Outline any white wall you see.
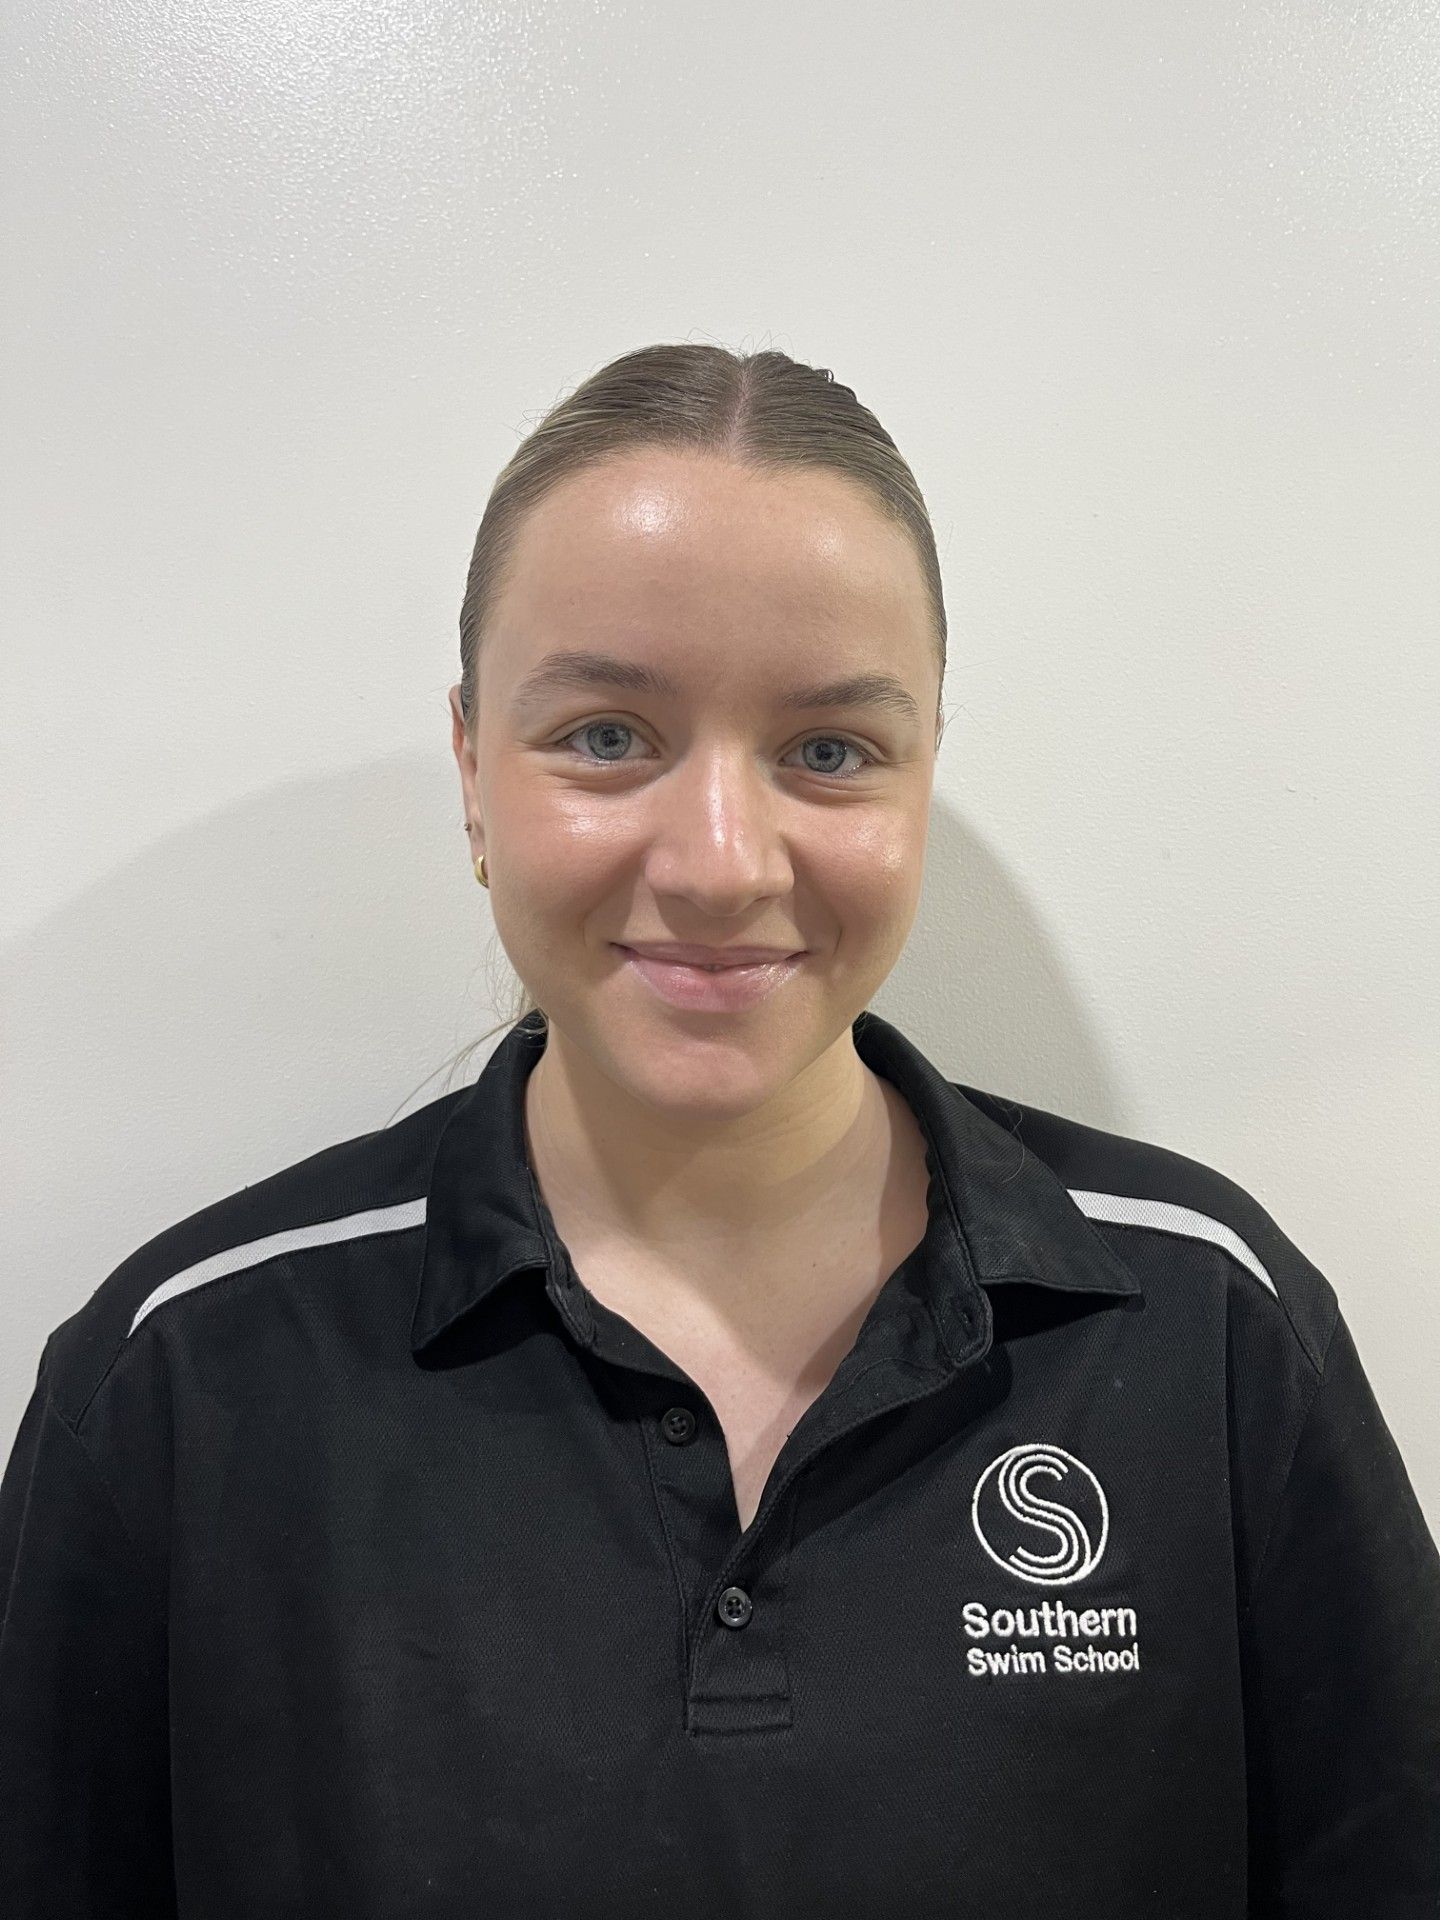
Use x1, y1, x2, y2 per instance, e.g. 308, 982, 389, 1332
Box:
3, 0, 1437, 1531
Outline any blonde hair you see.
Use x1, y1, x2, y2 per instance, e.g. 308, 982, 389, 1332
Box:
388, 342, 948, 1123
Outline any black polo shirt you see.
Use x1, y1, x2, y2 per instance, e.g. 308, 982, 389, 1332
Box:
3, 1008, 1438, 1917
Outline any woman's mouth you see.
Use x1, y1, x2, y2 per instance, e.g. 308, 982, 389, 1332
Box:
613, 946, 806, 1012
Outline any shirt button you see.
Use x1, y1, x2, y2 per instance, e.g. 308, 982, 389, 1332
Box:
716, 1586, 753, 1629
660, 1406, 698, 1445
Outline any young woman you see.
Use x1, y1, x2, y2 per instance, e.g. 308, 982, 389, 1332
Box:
3, 344, 1436, 1916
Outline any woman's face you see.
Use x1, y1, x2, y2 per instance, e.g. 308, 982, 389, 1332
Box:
450, 446, 942, 1119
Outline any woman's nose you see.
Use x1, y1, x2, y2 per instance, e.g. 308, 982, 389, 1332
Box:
639, 753, 795, 894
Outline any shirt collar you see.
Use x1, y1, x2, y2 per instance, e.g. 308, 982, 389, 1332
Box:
411, 1008, 1140, 1359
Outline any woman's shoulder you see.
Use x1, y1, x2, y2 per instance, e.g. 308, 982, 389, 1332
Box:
952, 1075, 1337, 1378
35, 1082, 470, 1431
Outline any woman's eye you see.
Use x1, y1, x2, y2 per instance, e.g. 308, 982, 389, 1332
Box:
553, 721, 876, 780
557, 720, 644, 766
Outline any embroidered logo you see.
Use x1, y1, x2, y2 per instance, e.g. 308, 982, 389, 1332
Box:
964, 1444, 1139, 1678
971, 1442, 1109, 1588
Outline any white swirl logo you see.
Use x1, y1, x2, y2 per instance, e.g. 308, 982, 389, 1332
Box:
971, 1443, 1109, 1587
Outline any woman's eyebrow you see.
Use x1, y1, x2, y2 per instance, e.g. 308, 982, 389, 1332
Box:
510, 650, 921, 726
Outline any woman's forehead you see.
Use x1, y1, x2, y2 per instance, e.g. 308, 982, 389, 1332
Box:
508, 451, 919, 596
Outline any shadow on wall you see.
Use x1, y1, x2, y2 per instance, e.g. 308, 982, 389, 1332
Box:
0, 756, 1124, 1412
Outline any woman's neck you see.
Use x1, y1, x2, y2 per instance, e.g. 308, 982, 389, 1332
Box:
521, 1025, 894, 1274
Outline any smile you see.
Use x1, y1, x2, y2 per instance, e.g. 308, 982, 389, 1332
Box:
614, 946, 805, 1011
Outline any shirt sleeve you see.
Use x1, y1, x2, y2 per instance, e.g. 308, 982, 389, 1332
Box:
0, 1351, 177, 1919
1241, 1302, 1440, 1914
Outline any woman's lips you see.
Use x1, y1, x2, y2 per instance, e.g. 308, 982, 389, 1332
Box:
614, 945, 805, 1012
